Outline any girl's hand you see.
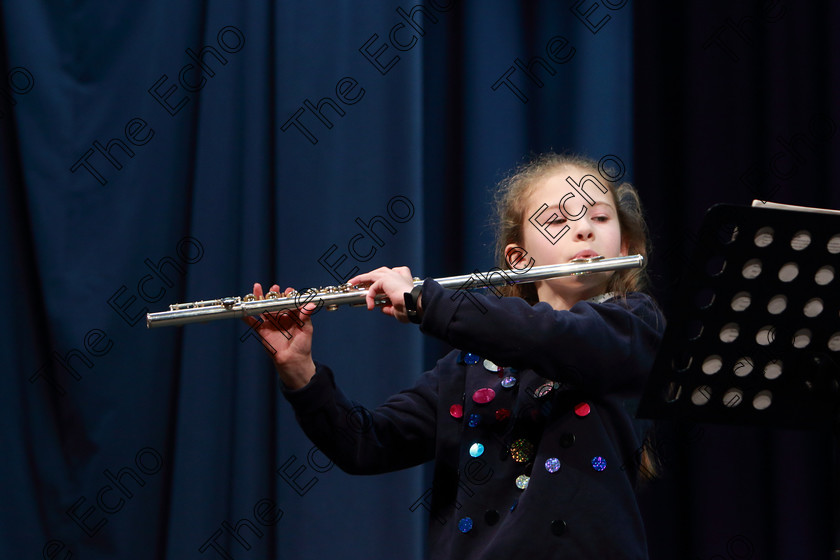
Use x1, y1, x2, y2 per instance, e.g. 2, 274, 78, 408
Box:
348, 266, 419, 323
243, 282, 316, 389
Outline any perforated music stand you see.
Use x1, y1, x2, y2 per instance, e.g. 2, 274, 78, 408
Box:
639, 203, 840, 427
637, 202, 840, 557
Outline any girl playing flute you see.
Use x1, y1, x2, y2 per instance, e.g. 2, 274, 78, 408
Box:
247, 153, 664, 559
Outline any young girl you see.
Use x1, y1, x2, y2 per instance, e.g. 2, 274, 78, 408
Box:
247, 153, 664, 559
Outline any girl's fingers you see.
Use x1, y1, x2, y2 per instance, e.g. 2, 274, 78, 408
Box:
348, 267, 390, 286
253, 283, 291, 299
243, 282, 315, 335
379, 306, 395, 318
297, 304, 317, 323
366, 279, 385, 310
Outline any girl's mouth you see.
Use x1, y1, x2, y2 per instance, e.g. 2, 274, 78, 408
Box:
570, 250, 600, 261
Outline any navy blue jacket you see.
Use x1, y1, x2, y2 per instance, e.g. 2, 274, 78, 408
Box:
282, 278, 665, 559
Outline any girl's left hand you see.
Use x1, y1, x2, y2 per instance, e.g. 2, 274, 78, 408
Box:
348, 266, 418, 323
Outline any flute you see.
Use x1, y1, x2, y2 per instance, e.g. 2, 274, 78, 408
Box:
145, 254, 644, 328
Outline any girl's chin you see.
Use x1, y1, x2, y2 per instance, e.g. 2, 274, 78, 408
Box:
544, 271, 611, 285
539, 276, 610, 296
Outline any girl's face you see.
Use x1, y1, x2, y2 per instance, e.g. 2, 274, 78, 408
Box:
505, 165, 627, 309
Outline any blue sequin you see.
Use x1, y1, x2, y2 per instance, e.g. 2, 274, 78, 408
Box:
458, 517, 474, 533
468, 414, 481, 427
469, 443, 485, 457
545, 457, 561, 473
592, 456, 607, 471
501, 376, 517, 388
464, 353, 479, 365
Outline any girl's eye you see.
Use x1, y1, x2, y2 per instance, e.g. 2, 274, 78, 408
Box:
593, 215, 609, 222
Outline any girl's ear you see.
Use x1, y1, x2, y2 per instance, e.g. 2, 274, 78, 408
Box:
505, 243, 522, 268
504, 243, 536, 272
504, 243, 526, 268
620, 239, 630, 257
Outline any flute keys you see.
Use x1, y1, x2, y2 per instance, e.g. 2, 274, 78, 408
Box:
321, 286, 338, 310
148, 255, 643, 328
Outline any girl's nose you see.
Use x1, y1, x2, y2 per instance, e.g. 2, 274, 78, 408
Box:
574, 219, 594, 239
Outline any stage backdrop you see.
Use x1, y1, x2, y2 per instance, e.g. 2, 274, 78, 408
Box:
1, 1, 633, 559
6, 1, 838, 559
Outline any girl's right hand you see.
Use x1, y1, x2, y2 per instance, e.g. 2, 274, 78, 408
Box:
244, 282, 317, 390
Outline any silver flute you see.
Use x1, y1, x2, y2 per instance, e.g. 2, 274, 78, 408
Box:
145, 254, 644, 328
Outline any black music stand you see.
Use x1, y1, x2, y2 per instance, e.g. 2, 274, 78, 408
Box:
637, 202, 840, 557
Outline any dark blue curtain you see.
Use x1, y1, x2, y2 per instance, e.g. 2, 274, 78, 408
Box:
2, 1, 633, 559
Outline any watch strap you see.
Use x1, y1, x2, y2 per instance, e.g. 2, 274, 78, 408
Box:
404, 284, 423, 324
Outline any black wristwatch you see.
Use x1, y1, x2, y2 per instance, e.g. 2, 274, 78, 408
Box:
404, 284, 424, 324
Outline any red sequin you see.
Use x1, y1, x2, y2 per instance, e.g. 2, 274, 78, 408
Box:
472, 388, 496, 404
574, 402, 591, 417
450, 404, 464, 418
495, 408, 511, 421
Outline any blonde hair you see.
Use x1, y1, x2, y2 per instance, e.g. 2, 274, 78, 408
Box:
493, 152, 651, 303
493, 152, 660, 482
